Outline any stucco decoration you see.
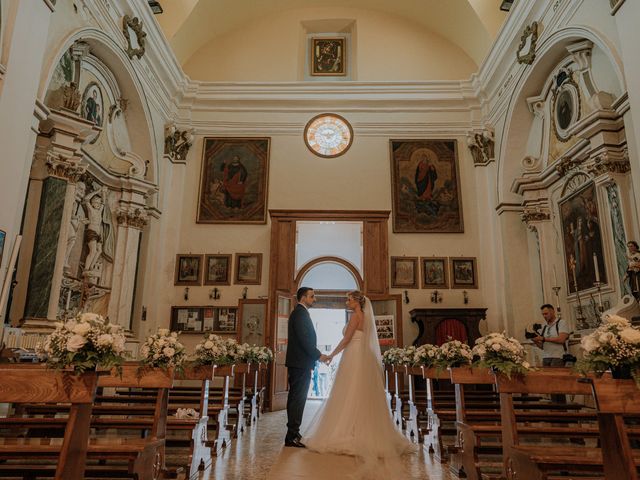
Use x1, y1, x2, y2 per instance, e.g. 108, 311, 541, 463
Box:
123, 15, 146, 60
516, 21, 538, 65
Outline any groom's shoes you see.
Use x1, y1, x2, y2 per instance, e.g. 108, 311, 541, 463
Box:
284, 438, 306, 448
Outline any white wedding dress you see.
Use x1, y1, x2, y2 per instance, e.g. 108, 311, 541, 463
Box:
304, 298, 413, 478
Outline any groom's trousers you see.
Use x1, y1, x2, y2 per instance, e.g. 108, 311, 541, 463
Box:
286, 366, 312, 442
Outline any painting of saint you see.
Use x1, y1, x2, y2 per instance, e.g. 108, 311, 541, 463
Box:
311, 38, 346, 76
198, 138, 270, 224
81, 83, 104, 126
390, 140, 463, 233
555, 89, 573, 130
421, 257, 448, 288
560, 183, 607, 293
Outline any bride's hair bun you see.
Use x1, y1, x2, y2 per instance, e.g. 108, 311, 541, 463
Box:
348, 290, 366, 309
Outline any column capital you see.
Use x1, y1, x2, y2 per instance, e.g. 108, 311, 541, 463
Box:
116, 207, 149, 230
45, 153, 87, 183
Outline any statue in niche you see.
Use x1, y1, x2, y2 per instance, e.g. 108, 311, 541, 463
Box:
82, 185, 114, 283
624, 241, 640, 301
63, 181, 87, 275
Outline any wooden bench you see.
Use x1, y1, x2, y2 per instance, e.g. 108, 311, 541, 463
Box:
0, 365, 99, 480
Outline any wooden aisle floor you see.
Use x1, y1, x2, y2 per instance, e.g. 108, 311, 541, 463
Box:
198, 400, 455, 480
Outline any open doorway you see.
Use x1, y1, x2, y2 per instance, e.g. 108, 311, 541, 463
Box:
308, 307, 347, 399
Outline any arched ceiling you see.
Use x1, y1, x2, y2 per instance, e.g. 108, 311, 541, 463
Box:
156, 0, 508, 70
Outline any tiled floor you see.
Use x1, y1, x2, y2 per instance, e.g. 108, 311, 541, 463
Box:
198, 400, 455, 479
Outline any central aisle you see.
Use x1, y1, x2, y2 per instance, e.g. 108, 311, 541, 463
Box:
202, 400, 455, 480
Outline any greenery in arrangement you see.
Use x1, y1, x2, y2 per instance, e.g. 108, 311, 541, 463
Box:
434, 339, 473, 370
36, 313, 127, 373
471, 332, 532, 378
140, 328, 187, 373
576, 314, 640, 385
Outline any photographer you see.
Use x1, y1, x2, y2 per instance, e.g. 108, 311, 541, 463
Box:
531, 304, 571, 367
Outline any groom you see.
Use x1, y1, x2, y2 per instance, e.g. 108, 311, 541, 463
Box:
284, 287, 330, 448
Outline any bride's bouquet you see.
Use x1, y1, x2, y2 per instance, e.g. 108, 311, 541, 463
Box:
472, 332, 532, 377
434, 339, 473, 370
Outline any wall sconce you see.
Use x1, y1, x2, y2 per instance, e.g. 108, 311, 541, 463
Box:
209, 288, 220, 300
242, 287, 248, 300
184, 287, 189, 301
430, 290, 442, 304
463, 290, 469, 304
403, 290, 410, 304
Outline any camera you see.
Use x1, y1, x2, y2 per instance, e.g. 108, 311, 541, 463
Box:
524, 323, 542, 339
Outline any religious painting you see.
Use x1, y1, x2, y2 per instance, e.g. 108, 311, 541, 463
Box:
81, 82, 104, 127
390, 256, 418, 289
197, 138, 270, 224
0, 229, 5, 267
450, 257, 477, 289
311, 37, 346, 76
235, 253, 263, 285
204, 254, 231, 285
390, 140, 464, 233
421, 257, 448, 289
239, 299, 268, 346
560, 182, 607, 293
174, 254, 203, 286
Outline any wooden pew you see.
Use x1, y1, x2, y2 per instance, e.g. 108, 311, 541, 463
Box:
588, 376, 640, 480
0, 365, 99, 480
495, 370, 604, 480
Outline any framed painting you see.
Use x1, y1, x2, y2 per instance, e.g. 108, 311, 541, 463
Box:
204, 254, 231, 285
421, 257, 448, 289
450, 257, 477, 289
81, 82, 104, 127
390, 139, 464, 233
197, 138, 270, 224
238, 299, 268, 346
390, 256, 419, 289
310, 37, 346, 76
174, 254, 203, 286
559, 182, 607, 293
235, 253, 263, 285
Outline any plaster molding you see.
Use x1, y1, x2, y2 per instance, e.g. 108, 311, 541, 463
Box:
46, 153, 87, 182
42, 0, 56, 13
116, 206, 149, 229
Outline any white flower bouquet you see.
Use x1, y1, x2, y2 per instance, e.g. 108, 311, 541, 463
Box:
36, 312, 126, 373
434, 340, 473, 369
193, 334, 238, 366
382, 347, 408, 365
577, 314, 640, 384
233, 343, 274, 363
140, 328, 186, 372
413, 343, 439, 367
472, 332, 531, 377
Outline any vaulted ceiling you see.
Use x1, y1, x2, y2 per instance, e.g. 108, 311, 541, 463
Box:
156, 0, 508, 69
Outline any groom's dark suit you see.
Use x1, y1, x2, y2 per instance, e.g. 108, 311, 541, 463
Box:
285, 303, 322, 443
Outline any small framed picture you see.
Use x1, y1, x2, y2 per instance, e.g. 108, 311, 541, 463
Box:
174, 254, 203, 286
390, 256, 419, 289
204, 254, 232, 285
450, 257, 478, 289
311, 37, 346, 76
421, 257, 448, 289
235, 253, 263, 285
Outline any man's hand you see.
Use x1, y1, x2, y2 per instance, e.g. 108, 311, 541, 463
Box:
532, 335, 544, 349
319, 354, 331, 364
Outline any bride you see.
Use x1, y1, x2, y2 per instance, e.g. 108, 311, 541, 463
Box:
304, 290, 413, 477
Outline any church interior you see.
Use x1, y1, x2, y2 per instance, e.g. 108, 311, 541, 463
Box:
0, 0, 639, 478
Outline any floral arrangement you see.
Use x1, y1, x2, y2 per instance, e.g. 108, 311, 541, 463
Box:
413, 343, 439, 367
472, 332, 531, 377
434, 340, 473, 370
382, 347, 410, 365
232, 343, 274, 363
193, 334, 238, 366
576, 314, 640, 385
139, 328, 186, 371
36, 312, 127, 373
175, 408, 199, 420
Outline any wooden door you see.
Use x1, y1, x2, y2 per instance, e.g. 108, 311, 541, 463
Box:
270, 291, 294, 411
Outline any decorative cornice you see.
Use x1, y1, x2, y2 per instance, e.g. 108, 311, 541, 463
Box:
46, 154, 87, 183
520, 208, 551, 224
555, 157, 582, 177
587, 150, 631, 176
116, 207, 149, 229
610, 0, 626, 15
